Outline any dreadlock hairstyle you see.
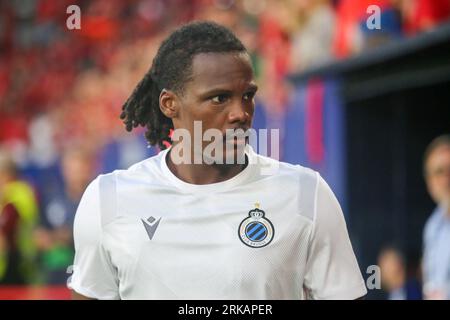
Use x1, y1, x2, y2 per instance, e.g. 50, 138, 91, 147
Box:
120, 21, 248, 150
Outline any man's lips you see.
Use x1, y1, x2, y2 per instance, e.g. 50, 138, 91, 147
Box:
220, 128, 249, 146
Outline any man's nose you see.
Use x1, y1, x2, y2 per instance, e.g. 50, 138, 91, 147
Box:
228, 100, 249, 124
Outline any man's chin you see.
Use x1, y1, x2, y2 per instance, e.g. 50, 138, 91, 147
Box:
199, 142, 248, 165
221, 144, 247, 165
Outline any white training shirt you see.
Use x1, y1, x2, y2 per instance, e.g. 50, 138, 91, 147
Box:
68, 146, 367, 300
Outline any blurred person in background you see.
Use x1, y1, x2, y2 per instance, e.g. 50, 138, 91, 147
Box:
34, 146, 96, 285
290, 0, 335, 73
257, 0, 293, 113
0, 148, 39, 285
422, 134, 450, 300
378, 246, 422, 300
397, 0, 450, 35
333, 0, 403, 58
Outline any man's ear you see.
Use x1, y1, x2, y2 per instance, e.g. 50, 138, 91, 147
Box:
159, 89, 179, 119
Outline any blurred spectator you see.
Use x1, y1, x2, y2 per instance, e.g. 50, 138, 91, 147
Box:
398, 0, 450, 35
290, 0, 335, 72
257, 0, 293, 113
34, 145, 96, 284
358, 1, 403, 52
378, 246, 422, 300
0, 148, 39, 285
333, 0, 393, 58
422, 134, 450, 300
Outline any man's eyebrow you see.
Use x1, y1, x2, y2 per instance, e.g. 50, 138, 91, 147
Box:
199, 87, 232, 96
199, 83, 258, 96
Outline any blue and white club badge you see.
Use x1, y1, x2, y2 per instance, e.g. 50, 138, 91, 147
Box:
239, 203, 274, 248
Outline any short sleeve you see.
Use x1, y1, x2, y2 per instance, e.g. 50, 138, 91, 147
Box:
67, 178, 120, 299
303, 174, 367, 300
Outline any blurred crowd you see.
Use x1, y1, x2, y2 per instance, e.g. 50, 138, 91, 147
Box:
0, 0, 450, 296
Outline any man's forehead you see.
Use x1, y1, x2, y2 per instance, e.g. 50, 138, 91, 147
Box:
189, 52, 254, 88
430, 146, 450, 159
428, 146, 450, 167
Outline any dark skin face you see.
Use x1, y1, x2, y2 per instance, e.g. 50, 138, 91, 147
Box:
159, 51, 257, 185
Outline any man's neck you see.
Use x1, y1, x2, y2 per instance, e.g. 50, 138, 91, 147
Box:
436, 202, 450, 219
166, 149, 248, 185
445, 206, 450, 219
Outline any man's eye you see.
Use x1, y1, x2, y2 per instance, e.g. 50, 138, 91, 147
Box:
243, 92, 255, 101
210, 94, 229, 104
431, 167, 449, 177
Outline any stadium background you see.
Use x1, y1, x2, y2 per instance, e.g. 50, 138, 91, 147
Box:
0, 0, 449, 299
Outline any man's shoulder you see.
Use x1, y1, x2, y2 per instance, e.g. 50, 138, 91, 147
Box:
97, 151, 164, 183
252, 152, 319, 184
424, 206, 445, 240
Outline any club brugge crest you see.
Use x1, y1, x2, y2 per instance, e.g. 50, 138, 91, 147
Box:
238, 203, 274, 248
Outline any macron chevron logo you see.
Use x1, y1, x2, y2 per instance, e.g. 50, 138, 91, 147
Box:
141, 216, 161, 240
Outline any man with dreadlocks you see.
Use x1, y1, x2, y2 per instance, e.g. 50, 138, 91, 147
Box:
69, 21, 367, 300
